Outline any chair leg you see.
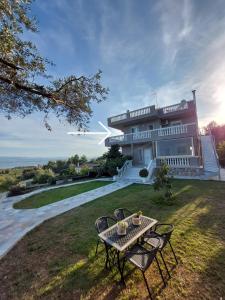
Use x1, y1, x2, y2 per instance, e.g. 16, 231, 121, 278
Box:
104, 244, 110, 269
169, 240, 178, 264
95, 240, 100, 257
141, 271, 153, 300
160, 251, 171, 278
155, 256, 166, 287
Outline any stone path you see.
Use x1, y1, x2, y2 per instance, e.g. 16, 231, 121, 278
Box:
0, 180, 131, 259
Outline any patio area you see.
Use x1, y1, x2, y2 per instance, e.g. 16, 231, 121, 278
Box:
0, 179, 225, 299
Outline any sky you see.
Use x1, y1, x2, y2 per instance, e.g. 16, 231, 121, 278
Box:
1, 0, 225, 158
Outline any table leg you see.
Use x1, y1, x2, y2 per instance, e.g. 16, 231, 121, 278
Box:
116, 250, 125, 286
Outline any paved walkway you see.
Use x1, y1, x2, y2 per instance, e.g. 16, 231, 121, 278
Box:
0, 180, 131, 259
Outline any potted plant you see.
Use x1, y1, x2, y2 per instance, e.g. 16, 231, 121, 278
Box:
132, 211, 143, 225
139, 168, 149, 183
117, 221, 128, 235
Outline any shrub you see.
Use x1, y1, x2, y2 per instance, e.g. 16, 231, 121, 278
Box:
80, 166, 90, 176
22, 168, 37, 180
33, 169, 55, 184
139, 168, 149, 178
8, 185, 26, 196
0, 175, 18, 191
88, 169, 98, 178
153, 162, 174, 203
217, 141, 225, 167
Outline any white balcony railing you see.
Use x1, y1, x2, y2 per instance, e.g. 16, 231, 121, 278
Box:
157, 156, 196, 167
109, 101, 190, 123
130, 106, 152, 118
162, 102, 188, 114
158, 124, 188, 136
110, 113, 127, 123
107, 123, 196, 145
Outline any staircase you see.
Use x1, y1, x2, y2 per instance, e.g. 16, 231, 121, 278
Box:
122, 166, 143, 182
116, 160, 156, 183
201, 135, 220, 176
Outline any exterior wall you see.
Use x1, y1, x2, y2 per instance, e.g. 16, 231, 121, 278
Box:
121, 116, 195, 135
108, 100, 197, 130
122, 119, 161, 134
122, 143, 153, 166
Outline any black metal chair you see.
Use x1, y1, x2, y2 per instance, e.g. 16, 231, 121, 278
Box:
124, 239, 166, 300
143, 224, 178, 278
114, 208, 132, 221
95, 216, 116, 269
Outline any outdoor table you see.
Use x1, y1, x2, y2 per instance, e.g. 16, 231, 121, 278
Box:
98, 213, 158, 284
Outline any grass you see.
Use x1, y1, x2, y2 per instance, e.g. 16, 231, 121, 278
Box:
13, 180, 111, 209
0, 179, 225, 299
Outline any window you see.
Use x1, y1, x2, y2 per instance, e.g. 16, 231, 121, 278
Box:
131, 127, 138, 133
149, 124, 154, 130
156, 138, 193, 157
171, 120, 182, 126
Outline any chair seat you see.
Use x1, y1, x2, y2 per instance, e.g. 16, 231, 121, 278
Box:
125, 244, 156, 272
144, 231, 165, 250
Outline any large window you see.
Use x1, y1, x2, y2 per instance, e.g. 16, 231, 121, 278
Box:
157, 138, 193, 157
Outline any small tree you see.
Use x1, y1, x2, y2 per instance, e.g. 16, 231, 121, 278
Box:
106, 144, 122, 159
217, 141, 225, 167
68, 155, 79, 166
153, 162, 174, 203
104, 145, 124, 176
79, 155, 88, 165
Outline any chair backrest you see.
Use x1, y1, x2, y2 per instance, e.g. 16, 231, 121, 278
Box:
127, 239, 160, 271
114, 208, 132, 221
95, 216, 116, 234
157, 224, 174, 249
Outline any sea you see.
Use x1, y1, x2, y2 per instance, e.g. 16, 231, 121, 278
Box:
0, 157, 66, 169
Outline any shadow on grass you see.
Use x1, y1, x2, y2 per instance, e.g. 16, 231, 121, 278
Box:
1, 180, 225, 299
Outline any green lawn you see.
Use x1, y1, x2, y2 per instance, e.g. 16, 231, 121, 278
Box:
13, 180, 111, 209
1, 180, 225, 299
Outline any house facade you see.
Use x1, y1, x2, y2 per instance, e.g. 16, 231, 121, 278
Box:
105, 91, 219, 181
106, 91, 200, 166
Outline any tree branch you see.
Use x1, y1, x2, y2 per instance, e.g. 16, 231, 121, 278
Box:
0, 75, 74, 109
55, 76, 85, 92
0, 57, 23, 70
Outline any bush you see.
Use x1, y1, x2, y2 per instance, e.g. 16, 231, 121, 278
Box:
139, 168, 149, 178
22, 168, 37, 180
88, 169, 98, 178
105, 158, 123, 176
153, 162, 174, 203
33, 169, 55, 184
8, 185, 26, 196
0, 175, 18, 191
80, 166, 90, 176
217, 141, 225, 167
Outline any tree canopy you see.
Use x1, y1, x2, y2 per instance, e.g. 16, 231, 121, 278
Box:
0, 0, 108, 129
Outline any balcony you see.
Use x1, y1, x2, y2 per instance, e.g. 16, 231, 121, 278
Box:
108, 100, 194, 129
105, 123, 197, 146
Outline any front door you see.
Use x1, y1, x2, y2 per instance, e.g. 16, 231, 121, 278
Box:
144, 147, 152, 166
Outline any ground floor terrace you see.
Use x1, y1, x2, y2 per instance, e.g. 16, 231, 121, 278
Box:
0, 179, 225, 299
121, 136, 201, 168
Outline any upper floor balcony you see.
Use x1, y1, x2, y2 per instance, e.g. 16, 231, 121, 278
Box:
105, 123, 197, 147
108, 100, 195, 129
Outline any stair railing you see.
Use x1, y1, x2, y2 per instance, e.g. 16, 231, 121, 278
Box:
146, 159, 156, 181
116, 160, 132, 179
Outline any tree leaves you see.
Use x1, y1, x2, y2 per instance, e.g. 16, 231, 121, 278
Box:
0, 0, 108, 129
